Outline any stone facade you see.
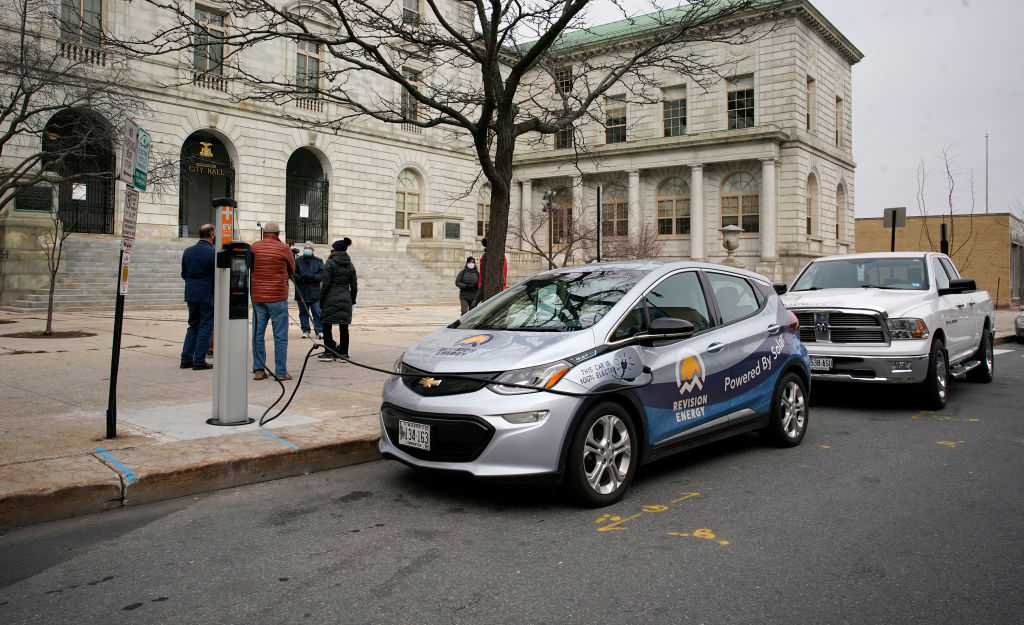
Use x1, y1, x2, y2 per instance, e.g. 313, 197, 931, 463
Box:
855, 213, 1024, 308
1, 0, 861, 306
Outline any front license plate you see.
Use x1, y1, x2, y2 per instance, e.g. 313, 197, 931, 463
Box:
398, 420, 430, 451
810, 356, 833, 371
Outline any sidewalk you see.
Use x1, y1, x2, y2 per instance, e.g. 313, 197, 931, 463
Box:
0, 305, 1019, 530
0, 304, 462, 530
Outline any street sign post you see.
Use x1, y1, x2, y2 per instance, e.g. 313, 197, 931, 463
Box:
134, 129, 150, 191
883, 206, 907, 252
119, 119, 139, 185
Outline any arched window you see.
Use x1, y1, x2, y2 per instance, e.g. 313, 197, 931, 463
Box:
395, 169, 421, 230
720, 172, 759, 233
806, 173, 818, 236
836, 184, 846, 241
601, 184, 628, 237
477, 184, 491, 237
656, 177, 690, 235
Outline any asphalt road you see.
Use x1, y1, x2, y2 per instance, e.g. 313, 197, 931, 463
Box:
2, 345, 1023, 625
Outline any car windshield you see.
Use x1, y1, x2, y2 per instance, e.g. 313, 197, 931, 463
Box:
791, 257, 928, 291
458, 269, 644, 332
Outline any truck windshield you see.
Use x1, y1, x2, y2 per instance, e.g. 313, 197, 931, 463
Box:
791, 258, 928, 291
459, 270, 643, 332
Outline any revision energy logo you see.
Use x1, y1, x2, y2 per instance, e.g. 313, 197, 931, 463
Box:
457, 334, 493, 346
675, 348, 705, 394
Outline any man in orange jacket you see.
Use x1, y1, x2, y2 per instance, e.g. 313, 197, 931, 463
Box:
251, 222, 296, 380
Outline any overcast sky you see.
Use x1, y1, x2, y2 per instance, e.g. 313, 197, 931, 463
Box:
587, 0, 1024, 218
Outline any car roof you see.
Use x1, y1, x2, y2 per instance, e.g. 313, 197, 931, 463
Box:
539, 260, 773, 284
810, 252, 941, 262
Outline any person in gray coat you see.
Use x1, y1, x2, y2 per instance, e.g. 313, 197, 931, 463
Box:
318, 238, 357, 361
455, 256, 479, 314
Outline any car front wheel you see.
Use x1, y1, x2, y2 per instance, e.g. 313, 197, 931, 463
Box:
920, 338, 948, 409
762, 371, 808, 447
565, 402, 637, 507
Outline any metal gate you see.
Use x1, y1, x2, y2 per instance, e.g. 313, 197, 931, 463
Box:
286, 175, 328, 244
57, 174, 114, 234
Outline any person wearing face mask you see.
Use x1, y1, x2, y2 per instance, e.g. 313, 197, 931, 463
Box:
455, 256, 480, 314
294, 241, 324, 340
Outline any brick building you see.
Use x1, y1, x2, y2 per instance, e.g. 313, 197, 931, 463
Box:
854, 213, 1024, 307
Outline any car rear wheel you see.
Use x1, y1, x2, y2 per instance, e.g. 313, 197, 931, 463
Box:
565, 402, 637, 507
920, 338, 948, 410
966, 330, 994, 383
762, 372, 808, 447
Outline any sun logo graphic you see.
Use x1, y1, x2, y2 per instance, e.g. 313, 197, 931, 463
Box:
675, 348, 706, 395
457, 334, 493, 347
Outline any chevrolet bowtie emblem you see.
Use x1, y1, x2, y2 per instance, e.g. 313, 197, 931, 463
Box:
419, 377, 442, 388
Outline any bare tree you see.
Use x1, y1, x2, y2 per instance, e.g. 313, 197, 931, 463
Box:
112, 0, 777, 298
512, 187, 597, 268
0, 0, 172, 330
603, 221, 664, 260
915, 149, 976, 270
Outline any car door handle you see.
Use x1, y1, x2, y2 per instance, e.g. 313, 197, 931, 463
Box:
956, 304, 965, 308
767, 324, 782, 335
707, 342, 726, 353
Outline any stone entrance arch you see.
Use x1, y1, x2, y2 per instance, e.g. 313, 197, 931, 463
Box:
285, 148, 328, 244
179, 132, 234, 238
42, 108, 115, 234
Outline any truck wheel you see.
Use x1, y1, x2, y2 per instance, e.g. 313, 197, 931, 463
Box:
966, 330, 994, 383
761, 372, 808, 447
920, 338, 948, 410
565, 402, 637, 507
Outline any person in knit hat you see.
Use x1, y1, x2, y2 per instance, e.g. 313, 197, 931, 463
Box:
455, 255, 479, 314
294, 241, 324, 340
318, 237, 358, 361
250, 221, 296, 380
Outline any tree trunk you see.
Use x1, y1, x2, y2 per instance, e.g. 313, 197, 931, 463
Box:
480, 130, 515, 301
44, 270, 55, 335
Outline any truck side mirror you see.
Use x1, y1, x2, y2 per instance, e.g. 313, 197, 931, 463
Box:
938, 278, 976, 296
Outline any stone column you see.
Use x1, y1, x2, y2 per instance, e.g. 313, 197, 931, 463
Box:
759, 158, 778, 261
510, 180, 522, 250
628, 170, 641, 239
689, 164, 705, 261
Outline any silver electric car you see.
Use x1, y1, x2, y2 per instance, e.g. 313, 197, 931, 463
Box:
380, 261, 810, 506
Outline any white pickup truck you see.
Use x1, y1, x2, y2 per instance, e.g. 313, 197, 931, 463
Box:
780, 252, 994, 409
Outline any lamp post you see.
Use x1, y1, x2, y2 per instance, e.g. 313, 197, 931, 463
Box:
541, 190, 555, 269
719, 224, 744, 268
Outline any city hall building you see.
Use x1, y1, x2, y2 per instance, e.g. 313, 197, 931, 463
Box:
0, 0, 861, 308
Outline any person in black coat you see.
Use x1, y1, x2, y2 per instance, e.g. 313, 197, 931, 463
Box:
455, 256, 479, 314
318, 238, 357, 361
294, 241, 325, 339
180, 223, 216, 369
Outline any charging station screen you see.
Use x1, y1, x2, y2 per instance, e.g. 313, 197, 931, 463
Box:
231, 256, 248, 290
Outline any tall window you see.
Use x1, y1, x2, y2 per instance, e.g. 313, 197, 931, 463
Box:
554, 67, 573, 96
549, 187, 572, 245
395, 169, 421, 230
605, 96, 626, 144
836, 184, 846, 240
721, 172, 759, 233
295, 40, 321, 95
727, 76, 755, 129
194, 7, 226, 76
601, 185, 628, 237
555, 124, 573, 149
477, 185, 491, 237
61, 0, 102, 47
657, 177, 690, 235
403, 0, 420, 24
806, 173, 818, 236
402, 68, 421, 132
835, 96, 844, 147
663, 86, 687, 137
806, 77, 815, 131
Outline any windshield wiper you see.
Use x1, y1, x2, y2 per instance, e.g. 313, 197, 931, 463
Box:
791, 287, 821, 291
447, 319, 462, 328
860, 284, 900, 290
503, 326, 566, 332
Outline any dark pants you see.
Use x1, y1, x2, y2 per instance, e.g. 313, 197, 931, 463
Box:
181, 301, 214, 365
323, 323, 349, 357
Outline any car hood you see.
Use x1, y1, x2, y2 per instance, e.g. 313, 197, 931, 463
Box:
781, 288, 931, 318
401, 328, 598, 373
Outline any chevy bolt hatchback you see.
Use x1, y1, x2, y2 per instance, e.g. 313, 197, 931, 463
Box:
380, 261, 810, 506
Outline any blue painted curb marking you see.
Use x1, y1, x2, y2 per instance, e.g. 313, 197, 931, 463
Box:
95, 447, 137, 483
259, 430, 300, 450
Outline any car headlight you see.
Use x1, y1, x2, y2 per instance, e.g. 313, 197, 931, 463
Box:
489, 361, 571, 395
887, 318, 929, 340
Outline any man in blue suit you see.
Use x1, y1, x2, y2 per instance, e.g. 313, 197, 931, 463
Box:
180, 223, 216, 370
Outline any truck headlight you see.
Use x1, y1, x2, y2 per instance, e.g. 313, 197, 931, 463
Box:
887, 318, 929, 340
1015, 317, 1024, 329
489, 361, 571, 395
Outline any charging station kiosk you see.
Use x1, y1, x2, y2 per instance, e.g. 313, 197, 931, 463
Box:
210, 198, 254, 425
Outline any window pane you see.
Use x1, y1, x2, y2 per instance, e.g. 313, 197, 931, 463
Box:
708, 272, 758, 324
645, 272, 711, 331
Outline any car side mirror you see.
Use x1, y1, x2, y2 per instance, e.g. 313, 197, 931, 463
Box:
773, 283, 788, 295
938, 278, 976, 296
639, 317, 695, 346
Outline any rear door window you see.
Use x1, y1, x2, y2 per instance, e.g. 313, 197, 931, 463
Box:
706, 272, 760, 324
